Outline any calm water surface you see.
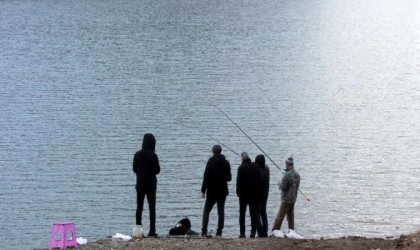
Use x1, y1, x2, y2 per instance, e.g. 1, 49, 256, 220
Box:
1, 0, 419, 249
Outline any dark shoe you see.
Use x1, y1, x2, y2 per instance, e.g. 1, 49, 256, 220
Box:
239, 234, 246, 238
250, 234, 255, 238
148, 232, 158, 237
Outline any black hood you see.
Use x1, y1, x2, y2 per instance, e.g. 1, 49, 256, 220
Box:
255, 154, 265, 168
142, 133, 156, 152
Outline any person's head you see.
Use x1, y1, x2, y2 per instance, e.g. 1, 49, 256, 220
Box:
255, 154, 265, 168
240, 152, 249, 162
212, 144, 222, 155
142, 133, 156, 152
285, 155, 294, 170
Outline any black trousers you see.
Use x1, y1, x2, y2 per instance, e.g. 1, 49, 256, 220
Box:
201, 196, 226, 235
239, 195, 258, 236
136, 190, 156, 233
256, 197, 268, 237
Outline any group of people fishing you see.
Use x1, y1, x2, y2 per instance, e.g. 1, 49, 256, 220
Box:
133, 133, 301, 238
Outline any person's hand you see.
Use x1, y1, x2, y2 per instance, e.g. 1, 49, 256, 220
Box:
201, 192, 205, 198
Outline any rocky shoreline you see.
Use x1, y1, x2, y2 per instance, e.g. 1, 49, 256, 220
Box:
70, 231, 420, 250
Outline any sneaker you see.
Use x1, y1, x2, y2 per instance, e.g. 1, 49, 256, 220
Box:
239, 234, 246, 238
250, 234, 255, 238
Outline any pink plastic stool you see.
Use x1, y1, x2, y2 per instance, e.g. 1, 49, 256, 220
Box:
49, 222, 77, 249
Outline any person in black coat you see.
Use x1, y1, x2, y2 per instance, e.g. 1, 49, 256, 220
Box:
255, 154, 270, 237
201, 145, 232, 237
133, 133, 160, 237
236, 152, 261, 238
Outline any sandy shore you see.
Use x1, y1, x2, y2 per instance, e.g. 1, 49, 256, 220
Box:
69, 231, 420, 250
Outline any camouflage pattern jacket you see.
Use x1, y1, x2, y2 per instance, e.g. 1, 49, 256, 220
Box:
279, 167, 300, 203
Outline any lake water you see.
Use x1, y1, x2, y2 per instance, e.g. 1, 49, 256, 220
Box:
1, 0, 419, 249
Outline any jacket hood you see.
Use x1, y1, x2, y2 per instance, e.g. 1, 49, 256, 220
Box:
255, 155, 265, 168
142, 133, 156, 151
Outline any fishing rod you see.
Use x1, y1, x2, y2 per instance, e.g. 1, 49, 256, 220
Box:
176, 120, 240, 157
206, 134, 240, 157
207, 100, 310, 201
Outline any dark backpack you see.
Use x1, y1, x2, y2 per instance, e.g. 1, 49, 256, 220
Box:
169, 217, 193, 235
179, 217, 191, 229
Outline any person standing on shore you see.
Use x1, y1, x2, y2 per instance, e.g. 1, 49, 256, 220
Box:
271, 156, 300, 233
133, 133, 161, 237
201, 145, 232, 237
255, 154, 270, 238
236, 152, 261, 238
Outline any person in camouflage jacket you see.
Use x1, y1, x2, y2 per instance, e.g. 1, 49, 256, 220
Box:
271, 156, 300, 232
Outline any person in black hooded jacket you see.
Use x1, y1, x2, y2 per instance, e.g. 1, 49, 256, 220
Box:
201, 145, 232, 237
236, 152, 261, 238
133, 133, 160, 237
255, 154, 270, 237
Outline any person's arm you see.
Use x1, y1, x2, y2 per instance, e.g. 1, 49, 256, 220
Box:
226, 161, 232, 182
153, 154, 160, 175
132, 154, 137, 174
201, 160, 210, 197
280, 173, 290, 191
236, 167, 242, 197
295, 173, 300, 196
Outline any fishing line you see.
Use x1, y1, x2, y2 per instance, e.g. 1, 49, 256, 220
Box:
205, 98, 310, 201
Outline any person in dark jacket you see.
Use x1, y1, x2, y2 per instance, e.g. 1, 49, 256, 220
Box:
236, 152, 261, 238
255, 154, 270, 237
133, 133, 160, 237
201, 145, 232, 237
271, 156, 300, 232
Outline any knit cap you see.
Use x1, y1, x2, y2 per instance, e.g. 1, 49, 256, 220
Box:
285, 156, 294, 165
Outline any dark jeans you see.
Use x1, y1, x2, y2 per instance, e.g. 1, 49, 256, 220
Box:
256, 198, 268, 237
201, 196, 226, 235
136, 190, 156, 233
272, 201, 295, 231
239, 195, 257, 236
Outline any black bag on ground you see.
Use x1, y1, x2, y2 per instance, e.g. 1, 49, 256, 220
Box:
169, 217, 198, 236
